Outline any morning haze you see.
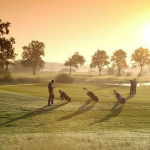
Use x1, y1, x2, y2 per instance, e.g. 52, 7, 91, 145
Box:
0, 0, 150, 149
1, 0, 150, 64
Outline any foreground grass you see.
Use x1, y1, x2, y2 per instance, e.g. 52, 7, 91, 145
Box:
0, 84, 150, 149
1, 132, 150, 150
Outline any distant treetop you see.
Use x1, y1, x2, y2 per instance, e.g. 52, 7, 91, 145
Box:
0, 19, 11, 36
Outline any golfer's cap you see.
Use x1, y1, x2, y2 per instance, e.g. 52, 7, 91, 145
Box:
51, 79, 55, 82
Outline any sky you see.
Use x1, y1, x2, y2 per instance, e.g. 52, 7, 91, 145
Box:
1, 0, 150, 65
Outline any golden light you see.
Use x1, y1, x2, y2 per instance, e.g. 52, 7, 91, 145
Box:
144, 25, 150, 43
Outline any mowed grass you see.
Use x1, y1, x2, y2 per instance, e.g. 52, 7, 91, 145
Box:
0, 84, 150, 149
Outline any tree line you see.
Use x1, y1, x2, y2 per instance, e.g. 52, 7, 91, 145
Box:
1, 19, 150, 76
64, 48, 150, 76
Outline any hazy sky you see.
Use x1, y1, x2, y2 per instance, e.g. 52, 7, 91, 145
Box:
1, 0, 150, 65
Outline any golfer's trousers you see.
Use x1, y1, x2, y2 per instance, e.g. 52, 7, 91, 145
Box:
48, 90, 53, 105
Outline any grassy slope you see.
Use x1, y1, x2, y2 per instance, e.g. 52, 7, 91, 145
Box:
0, 84, 150, 133
0, 84, 150, 149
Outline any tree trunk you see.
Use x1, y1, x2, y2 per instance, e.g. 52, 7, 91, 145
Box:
0, 48, 4, 75
118, 68, 121, 76
99, 68, 102, 75
1, 57, 4, 75
32, 66, 36, 75
70, 66, 71, 75
140, 65, 143, 75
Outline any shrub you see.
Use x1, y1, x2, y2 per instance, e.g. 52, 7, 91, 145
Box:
137, 73, 142, 78
107, 67, 114, 75
89, 69, 96, 72
121, 70, 126, 76
60, 68, 77, 72
126, 72, 131, 76
55, 73, 74, 83
16, 77, 44, 83
0, 70, 13, 82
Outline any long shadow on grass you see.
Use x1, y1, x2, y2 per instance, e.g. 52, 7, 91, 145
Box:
110, 103, 120, 112
110, 94, 134, 112
125, 95, 134, 101
0, 102, 68, 126
58, 101, 96, 121
96, 105, 124, 123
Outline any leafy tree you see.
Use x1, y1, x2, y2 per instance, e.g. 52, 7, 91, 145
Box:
90, 50, 109, 75
64, 52, 86, 75
21, 40, 45, 75
111, 49, 128, 76
0, 19, 11, 36
0, 19, 17, 75
9, 60, 41, 72
131, 47, 150, 75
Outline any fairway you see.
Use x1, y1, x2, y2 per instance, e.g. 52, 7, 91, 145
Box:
0, 84, 150, 149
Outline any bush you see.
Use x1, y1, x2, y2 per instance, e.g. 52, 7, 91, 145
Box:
16, 77, 43, 83
137, 73, 142, 78
121, 70, 126, 76
126, 72, 131, 76
89, 69, 96, 72
55, 73, 74, 83
107, 68, 114, 75
0, 70, 12, 82
60, 68, 77, 72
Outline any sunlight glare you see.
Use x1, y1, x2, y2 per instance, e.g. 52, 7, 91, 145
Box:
144, 25, 150, 43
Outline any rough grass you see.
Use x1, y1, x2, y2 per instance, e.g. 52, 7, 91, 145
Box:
0, 84, 150, 149
10, 71, 150, 84
0, 132, 150, 150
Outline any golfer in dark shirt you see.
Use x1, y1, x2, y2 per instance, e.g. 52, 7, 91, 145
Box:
48, 79, 55, 106
129, 79, 134, 95
133, 78, 137, 95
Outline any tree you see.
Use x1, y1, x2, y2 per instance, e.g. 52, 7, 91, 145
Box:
21, 40, 45, 75
9, 60, 41, 72
111, 49, 128, 76
0, 19, 17, 75
0, 19, 11, 37
64, 52, 86, 75
90, 50, 109, 75
131, 47, 150, 75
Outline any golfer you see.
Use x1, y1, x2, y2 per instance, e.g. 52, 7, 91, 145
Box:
133, 78, 137, 95
129, 79, 134, 95
48, 79, 55, 106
